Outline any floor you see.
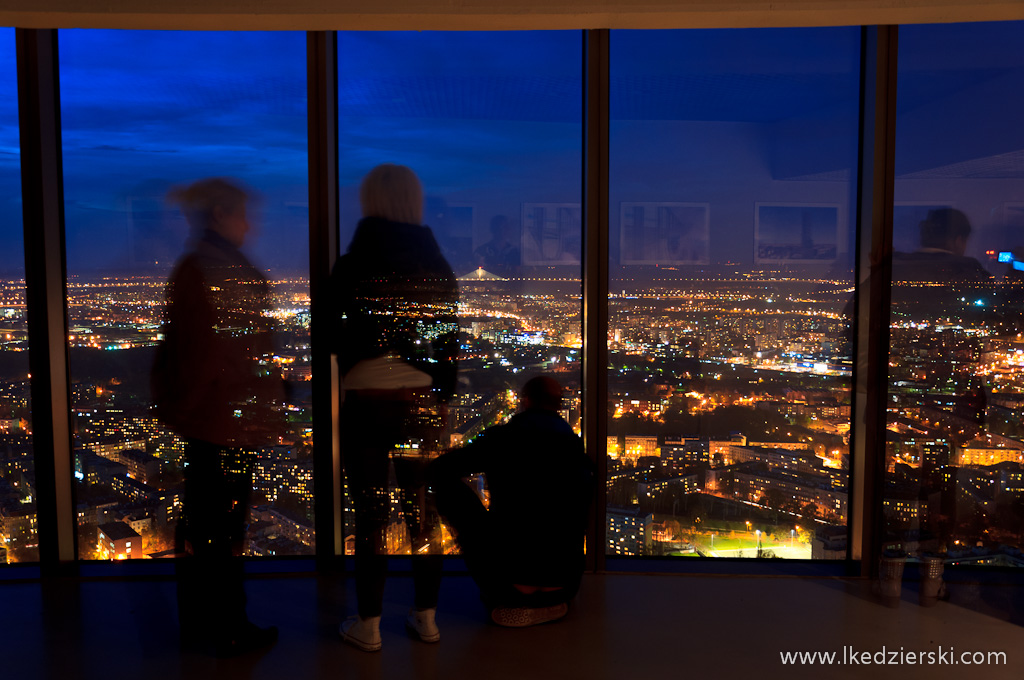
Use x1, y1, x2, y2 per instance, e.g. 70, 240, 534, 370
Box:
3, 570, 1023, 680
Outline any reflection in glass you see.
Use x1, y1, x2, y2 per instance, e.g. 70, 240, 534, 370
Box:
0, 28, 36, 564
608, 28, 860, 558
337, 31, 583, 554
59, 30, 312, 559
885, 21, 1024, 566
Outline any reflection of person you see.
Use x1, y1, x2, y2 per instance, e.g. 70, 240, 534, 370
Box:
474, 215, 520, 276
891, 207, 994, 343
430, 376, 593, 626
890, 208, 993, 550
152, 178, 284, 656
332, 164, 459, 652
892, 208, 991, 283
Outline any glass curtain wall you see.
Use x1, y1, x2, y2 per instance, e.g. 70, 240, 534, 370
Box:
18, 21, 1023, 568
0, 28, 36, 564
607, 29, 861, 559
337, 31, 583, 554
884, 21, 1024, 566
59, 30, 313, 560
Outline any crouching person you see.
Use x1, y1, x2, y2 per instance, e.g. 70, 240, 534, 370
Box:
429, 376, 593, 626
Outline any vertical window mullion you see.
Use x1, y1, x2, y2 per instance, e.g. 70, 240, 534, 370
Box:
16, 28, 76, 571
850, 25, 898, 576
307, 31, 342, 566
583, 28, 610, 573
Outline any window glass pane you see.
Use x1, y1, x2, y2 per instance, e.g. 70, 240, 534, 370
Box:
337, 31, 583, 555
886, 21, 1024, 565
60, 30, 313, 559
0, 28, 36, 564
609, 28, 861, 558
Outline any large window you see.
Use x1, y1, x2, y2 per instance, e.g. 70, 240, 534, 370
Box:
0, 28, 36, 564
59, 30, 313, 559
6, 21, 1023, 570
884, 21, 1024, 566
606, 29, 861, 559
337, 31, 583, 554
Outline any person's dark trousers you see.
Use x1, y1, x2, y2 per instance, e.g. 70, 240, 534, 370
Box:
433, 474, 579, 611
342, 390, 443, 619
176, 439, 251, 642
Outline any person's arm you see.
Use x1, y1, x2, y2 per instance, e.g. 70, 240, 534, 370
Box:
419, 233, 459, 402
328, 255, 365, 375
429, 272, 459, 402
428, 426, 499, 486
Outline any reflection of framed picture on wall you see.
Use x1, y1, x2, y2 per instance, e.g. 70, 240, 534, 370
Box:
893, 202, 952, 253
619, 202, 710, 265
522, 203, 581, 265
754, 203, 840, 264
1004, 203, 1024, 228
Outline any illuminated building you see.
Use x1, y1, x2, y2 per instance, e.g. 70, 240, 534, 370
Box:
96, 521, 141, 560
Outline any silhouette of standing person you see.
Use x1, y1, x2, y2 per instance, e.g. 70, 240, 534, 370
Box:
152, 178, 283, 656
332, 164, 459, 651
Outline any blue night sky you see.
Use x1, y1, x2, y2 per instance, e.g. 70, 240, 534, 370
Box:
0, 28, 21, 275
57, 30, 308, 276
1, 24, 1023, 275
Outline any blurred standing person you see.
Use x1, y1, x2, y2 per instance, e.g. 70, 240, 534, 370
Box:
152, 178, 284, 656
332, 164, 459, 652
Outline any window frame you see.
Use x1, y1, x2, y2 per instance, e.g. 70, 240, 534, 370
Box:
8, 23, 1018, 581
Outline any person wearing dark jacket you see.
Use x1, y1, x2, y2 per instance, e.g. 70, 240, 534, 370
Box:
152, 177, 284, 656
430, 376, 594, 627
332, 164, 458, 652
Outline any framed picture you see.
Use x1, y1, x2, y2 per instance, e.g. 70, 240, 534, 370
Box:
522, 203, 581, 265
755, 203, 840, 264
619, 202, 710, 265
1004, 202, 1024, 229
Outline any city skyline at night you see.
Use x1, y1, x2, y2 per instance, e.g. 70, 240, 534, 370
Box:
3, 23, 1024, 566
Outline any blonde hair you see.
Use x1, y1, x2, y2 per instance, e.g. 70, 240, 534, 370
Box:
359, 164, 423, 225
167, 177, 250, 236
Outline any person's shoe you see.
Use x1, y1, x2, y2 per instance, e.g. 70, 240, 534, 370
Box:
490, 602, 569, 628
340, 615, 382, 652
212, 622, 278, 658
405, 607, 441, 643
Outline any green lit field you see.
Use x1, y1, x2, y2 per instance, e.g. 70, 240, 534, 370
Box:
689, 530, 812, 559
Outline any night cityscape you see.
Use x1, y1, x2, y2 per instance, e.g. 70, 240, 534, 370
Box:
1, 24, 1023, 573
3, 3, 1024, 676
1, 255, 1024, 565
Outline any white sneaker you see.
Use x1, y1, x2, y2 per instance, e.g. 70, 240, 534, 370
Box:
339, 615, 382, 652
405, 607, 440, 643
